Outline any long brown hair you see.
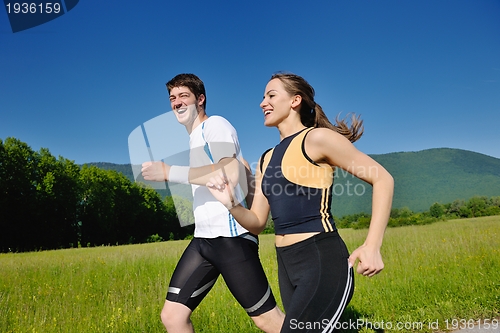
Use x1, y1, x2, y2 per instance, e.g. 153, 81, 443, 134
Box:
270, 72, 363, 143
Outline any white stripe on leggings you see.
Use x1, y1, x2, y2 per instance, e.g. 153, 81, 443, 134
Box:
321, 262, 353, 333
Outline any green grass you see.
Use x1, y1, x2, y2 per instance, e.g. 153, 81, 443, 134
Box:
1, 216, 499, 332
339, 216, 500, 332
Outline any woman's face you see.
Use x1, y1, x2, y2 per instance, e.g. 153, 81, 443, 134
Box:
260, 78, 295, 127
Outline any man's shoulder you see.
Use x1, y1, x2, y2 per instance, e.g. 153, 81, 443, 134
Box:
202, 115, 240, 145
206, 115, 233, 127
205, 115, 236, 133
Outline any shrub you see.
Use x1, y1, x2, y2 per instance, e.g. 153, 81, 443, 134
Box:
146, 234, 164, 243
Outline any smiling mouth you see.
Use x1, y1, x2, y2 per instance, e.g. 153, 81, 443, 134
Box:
176, 108, 187, 115
264, 111, 272, 116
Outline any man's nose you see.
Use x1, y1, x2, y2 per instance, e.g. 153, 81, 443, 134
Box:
172, 99, 183, 108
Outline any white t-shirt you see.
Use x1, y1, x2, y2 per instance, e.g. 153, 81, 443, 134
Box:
189, 116, 249, 238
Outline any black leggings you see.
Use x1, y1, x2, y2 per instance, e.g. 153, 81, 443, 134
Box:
277, 232, 354, 333
166, 234, 277, 316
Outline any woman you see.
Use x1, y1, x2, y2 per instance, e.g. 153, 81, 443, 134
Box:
208, 73, 394, 333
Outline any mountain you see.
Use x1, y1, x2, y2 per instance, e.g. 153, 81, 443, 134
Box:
84, 162, 135, 180
330, 148, 500, 216
86, 148, 500, 217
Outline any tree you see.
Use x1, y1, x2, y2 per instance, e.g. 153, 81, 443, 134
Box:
0, 138, 39, 252
446, 199, 466, 217
429, 202, 444, 218
33, 149, 81, 249
78, 165, 115, 246
465, 196, 488, 218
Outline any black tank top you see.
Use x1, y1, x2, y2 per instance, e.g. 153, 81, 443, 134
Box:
260, 128, 336, 235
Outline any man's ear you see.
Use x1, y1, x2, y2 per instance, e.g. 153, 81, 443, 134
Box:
291, 94, 302, 108
198, 94, 206, 107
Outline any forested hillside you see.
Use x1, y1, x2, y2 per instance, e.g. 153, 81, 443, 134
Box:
373, 148, 500, 211
330, 148, 500, 216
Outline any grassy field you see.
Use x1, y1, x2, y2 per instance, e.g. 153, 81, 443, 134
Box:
0, 216, 499, 332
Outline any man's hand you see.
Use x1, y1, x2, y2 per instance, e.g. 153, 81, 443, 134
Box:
141, 161, 170, 182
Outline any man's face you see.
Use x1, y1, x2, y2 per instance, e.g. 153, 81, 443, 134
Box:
169, 86, 202, 126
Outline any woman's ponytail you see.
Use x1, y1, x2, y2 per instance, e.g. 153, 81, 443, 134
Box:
314, 104, 363, 143
271, 72, 364, 143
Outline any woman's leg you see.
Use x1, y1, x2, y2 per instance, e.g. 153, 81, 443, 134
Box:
277, 232, 354, 333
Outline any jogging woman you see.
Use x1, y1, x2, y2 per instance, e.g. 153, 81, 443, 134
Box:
207, 73, 394, 333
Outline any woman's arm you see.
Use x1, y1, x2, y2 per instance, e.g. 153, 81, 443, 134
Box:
306, 128, 394, 276
207, 158, 270, 235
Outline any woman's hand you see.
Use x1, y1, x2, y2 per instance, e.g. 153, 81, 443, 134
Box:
206, 168, 239, 210
348, 243, 384, 277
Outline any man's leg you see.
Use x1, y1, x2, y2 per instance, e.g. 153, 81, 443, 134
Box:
211, 235, 285, 333
161, 300, 194, 333
251, 306, 285, 333
162, 239, 219, 332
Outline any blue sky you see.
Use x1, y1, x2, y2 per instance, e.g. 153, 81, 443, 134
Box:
1, 0, 499, 168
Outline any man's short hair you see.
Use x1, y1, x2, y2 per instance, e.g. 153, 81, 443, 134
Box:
166, 73, 207, 109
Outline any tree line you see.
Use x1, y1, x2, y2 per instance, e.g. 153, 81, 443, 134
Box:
0, 138, 193, 253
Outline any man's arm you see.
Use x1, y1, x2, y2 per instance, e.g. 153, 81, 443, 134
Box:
141, 157, 239, 183
141, 158, 252, 207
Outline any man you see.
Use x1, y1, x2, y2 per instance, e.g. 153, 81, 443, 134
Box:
141, 73, 284, 333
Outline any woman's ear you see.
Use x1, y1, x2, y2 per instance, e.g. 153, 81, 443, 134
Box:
291, 94, 302, 108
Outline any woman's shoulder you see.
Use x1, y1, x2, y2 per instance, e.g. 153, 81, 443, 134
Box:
305, 127, 344, 143
304, 128, 352, 159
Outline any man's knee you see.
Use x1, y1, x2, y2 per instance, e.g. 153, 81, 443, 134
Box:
160, 301, 192, 330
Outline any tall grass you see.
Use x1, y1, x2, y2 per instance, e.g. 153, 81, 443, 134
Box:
1, 216, 498, 332
339, 216, 500, 332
